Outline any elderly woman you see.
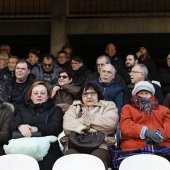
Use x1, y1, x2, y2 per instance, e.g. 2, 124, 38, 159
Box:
109, 81, 170, 169
52, 69, 80, 112
62, 82, 119, 169
10, 81, 63, 170
0, 95, 14, 155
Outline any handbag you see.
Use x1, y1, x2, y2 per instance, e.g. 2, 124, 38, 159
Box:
68, 131, 105, 154
12, 131, 42, 139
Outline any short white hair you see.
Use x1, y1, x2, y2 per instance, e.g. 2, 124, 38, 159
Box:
101, 64, 116, 74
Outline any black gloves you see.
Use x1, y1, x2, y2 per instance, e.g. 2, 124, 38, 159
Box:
145, 130, 163, 144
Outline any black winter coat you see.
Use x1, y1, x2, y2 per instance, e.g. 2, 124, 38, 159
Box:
10, 99, 63, 137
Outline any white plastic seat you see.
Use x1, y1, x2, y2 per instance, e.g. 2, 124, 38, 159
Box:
0, 154, 40, 170
52, 154, 105, 170
119, 154, 170, 170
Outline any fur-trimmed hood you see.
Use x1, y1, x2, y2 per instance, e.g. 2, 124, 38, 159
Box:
0, 102, 15, 113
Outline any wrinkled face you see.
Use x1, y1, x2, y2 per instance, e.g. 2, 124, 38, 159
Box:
137, 90, 152, 99
125, 55, 137, 68
105, 44, 116, 57
130, 65, 144, 84
58, 72, 72, 86
64, 48, 72, 59
30, 85, 49, 104
0, 55, 8, 69
97, 57, 107, 73
166, 54, 170, 67
100, 65, 115, 84
57, 53, 68, 64
42, 58, 54, 72
71, 60, 82, 70
28, 53, 38, 65
8, 58, 18, 71
139, 47, 147, 55
82, 88, 98, 106
15, 62, 30, 83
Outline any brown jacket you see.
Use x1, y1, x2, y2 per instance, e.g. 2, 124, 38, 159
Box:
0, 102, 14, 145
62, 100, 119, 151
53, 83, 80, 112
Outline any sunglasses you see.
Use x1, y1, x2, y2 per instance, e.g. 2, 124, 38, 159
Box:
58, 75, 69, 79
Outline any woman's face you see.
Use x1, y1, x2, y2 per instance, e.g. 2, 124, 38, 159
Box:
71, 60, 82, 70
58, 72, 72, 86
30, 85, 49, 104
28, 53, 38, 65
137, 90, 152, 99
82, 88, 98, 106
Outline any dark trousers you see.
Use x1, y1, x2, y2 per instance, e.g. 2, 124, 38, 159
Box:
65, 148, 111, 170
38, 145, 62, 170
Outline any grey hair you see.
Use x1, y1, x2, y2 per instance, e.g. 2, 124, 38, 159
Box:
96, 55, 111, 64
101, 64, 116, 74
135, 64, 148, 79
0, 52, 9, 59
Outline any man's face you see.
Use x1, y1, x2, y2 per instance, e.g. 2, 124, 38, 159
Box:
97, 58, 107, 73
167, 54, 170, 67
130, 65, 144, 84
100, 65, 115, 84
105, 44, 116, 57
0, 55, 8, 69
0, 45, 10, 55
15, 62, 30, 83
139, 47, 147, 55
42, 58, 54, 72
125, 55, 137, 68
64, 48, 72, 59
71, 60, 82, 70
57, 53, 68, 64
8, 58, 18, 71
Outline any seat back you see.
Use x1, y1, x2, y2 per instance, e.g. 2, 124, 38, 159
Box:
52, 154, 105, 170
0, 154, 40, 170
119, 154, 170, 170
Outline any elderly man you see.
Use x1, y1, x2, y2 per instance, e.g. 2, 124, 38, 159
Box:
86, 55, 126, 87
90, 64, 124, 116
105, 43, 125, 75
0, 56, 19, 86
0, 53, 9, 70
124, 64, 164, 104
31, 53, 62, 88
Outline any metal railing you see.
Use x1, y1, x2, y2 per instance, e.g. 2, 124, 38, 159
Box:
0, 0, 51, 20
69, 0, 170, 18
1, 0, 170, 20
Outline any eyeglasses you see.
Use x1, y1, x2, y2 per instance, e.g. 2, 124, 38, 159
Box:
82, 92, 97, 97
130, 70, 143, 74
0, 58, 8, 61
58, 75, 69, 79
43, 63, 53, 67
71, 62, 79, 65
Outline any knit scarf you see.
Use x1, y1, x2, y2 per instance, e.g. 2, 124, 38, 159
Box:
131, 95, 159, 116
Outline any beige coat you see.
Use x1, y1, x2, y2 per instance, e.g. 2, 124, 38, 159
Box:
62, 100, 119, 151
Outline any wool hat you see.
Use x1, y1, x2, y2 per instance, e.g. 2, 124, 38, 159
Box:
132, 81, 155, 95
